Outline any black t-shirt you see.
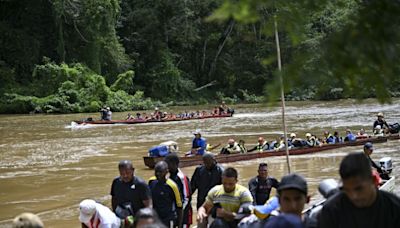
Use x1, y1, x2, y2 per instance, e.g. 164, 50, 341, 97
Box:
191, 164, 224, 209
248, 176, 279, 205
373, 119, 389, 129
110, 176, 151, 215
318, 190, 400, 228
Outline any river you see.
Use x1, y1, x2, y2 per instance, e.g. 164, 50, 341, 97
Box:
0, 99, 399, 227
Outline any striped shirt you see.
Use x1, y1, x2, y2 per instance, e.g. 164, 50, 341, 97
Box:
205, 184, 253, 213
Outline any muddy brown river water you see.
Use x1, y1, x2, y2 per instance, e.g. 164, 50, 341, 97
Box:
0, 99, 399, 227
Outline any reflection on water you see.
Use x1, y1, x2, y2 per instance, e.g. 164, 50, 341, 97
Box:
0, 99, 399, 227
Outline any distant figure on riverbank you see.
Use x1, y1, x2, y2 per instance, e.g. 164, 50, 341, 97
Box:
12, 212, 44, 228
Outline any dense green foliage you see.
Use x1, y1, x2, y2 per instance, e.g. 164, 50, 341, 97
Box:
1, 0, 399, 113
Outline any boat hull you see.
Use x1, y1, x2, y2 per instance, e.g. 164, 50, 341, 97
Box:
143, 136, 391, 168
73, 113, 233, 125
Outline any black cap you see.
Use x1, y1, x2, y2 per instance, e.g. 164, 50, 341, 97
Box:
278, 173, 308, 195
364, 142, 373, 150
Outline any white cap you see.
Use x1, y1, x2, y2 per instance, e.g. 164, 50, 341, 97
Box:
290, 133, 296, 137
106, 107, 110, 111
79, 199, 96, 223
155, 107, 159, 111
13, 213, 44, 228
193, 129, 202, 135
305, 133, 312, 137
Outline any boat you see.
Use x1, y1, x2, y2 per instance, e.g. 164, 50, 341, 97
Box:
143, 136, 396, 168
72, 113, 233, 125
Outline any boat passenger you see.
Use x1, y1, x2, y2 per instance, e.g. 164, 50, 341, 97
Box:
190, 129, 207, 156
148, 161, 183, 227
111, 160, 152, 219
247, 137, 269, 152
165, 154, 192, 228
272, 135, 286, 151
333, 131, 342, 143
363, 142, 388, 179
219, 101, 228, 114
289, 133, 306, 148
373, 112, 389, 133
136, 112, 143, 120
191, 153, 224, 210
305, 133, 318, 147
373, 125, 384, 136
265, 173, 316, 228
220, 138, 242, 154
238, 140, 247, 153
126, 113, 134, 120
105, 107, 112, 121
100, 106, 108, 120
357, 128, 368, 138
248, 163, 279, 205
318, 153, 400, 228
197, 167, 253, 228
323, 131, 335, 144
213, 106, 219, 115
79, 199, 121, 228
343, 129, 356, 142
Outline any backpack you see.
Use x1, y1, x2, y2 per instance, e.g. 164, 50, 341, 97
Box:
389, 123, 400, 134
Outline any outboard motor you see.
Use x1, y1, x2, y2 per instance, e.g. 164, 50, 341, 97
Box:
379, 157, 393, 174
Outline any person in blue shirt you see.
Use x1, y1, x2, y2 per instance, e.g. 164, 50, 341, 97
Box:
344, 129, 357, 142
191, 130, 207, 156
323, 131, 335, 144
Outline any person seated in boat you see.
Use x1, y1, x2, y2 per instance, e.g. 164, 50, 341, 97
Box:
187, 129, 207, 156
238, 140, 247, 153
373, 125, 384, 136
272, 135, 286, 151
305, 133, 319, 147
248, 137, 270, 152
135, 112, 144, 120
333, 131, 342, 143
357, 128, 368, 138
323, 131, 335, 144
100, 106, 108, 120
219, 101, 228, 114
126, 113, 134, 120
289, 133, 305, 148
362, 142, 388, 178
220, 138, 242, 154
212, 106, 219, 115
343, 129, 357, 142
373, 112, 390, 133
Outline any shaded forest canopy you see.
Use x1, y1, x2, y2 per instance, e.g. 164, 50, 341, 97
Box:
1, 0, 399, 113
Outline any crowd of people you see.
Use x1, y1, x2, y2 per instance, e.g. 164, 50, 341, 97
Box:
11, 141, 400, 228
97, 102, 234, 122
184, 112, 398, 157
66, 141, 399, 228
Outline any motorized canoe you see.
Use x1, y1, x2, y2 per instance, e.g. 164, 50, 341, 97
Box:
143, 136, 398, 169
73, 113, 233, 125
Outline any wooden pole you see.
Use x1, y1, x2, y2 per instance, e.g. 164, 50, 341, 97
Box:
274, 15, 291, 174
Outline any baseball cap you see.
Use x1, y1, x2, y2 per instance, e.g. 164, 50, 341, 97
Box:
278, 173, 308, 195
290, 133, 296, 137
79, 199, 97, 223
305, 133, 312, 137
364, 142, 373, 150
264, 213, 303, 228
193, 129, 202, 135
377, 112, 384, 117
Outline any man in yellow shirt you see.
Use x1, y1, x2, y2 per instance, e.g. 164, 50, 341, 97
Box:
197, 167, 253, 228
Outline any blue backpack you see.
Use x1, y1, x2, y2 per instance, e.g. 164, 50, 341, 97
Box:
149, 145, 169, 157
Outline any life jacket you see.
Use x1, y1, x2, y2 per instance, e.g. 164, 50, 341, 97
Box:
256, 141, 269, 151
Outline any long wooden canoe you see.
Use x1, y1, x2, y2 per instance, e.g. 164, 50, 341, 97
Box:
73, 113, 232, 125
143, 135, 399, 169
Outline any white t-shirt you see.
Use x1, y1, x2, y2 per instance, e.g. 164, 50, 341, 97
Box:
83, 203, 120, 228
